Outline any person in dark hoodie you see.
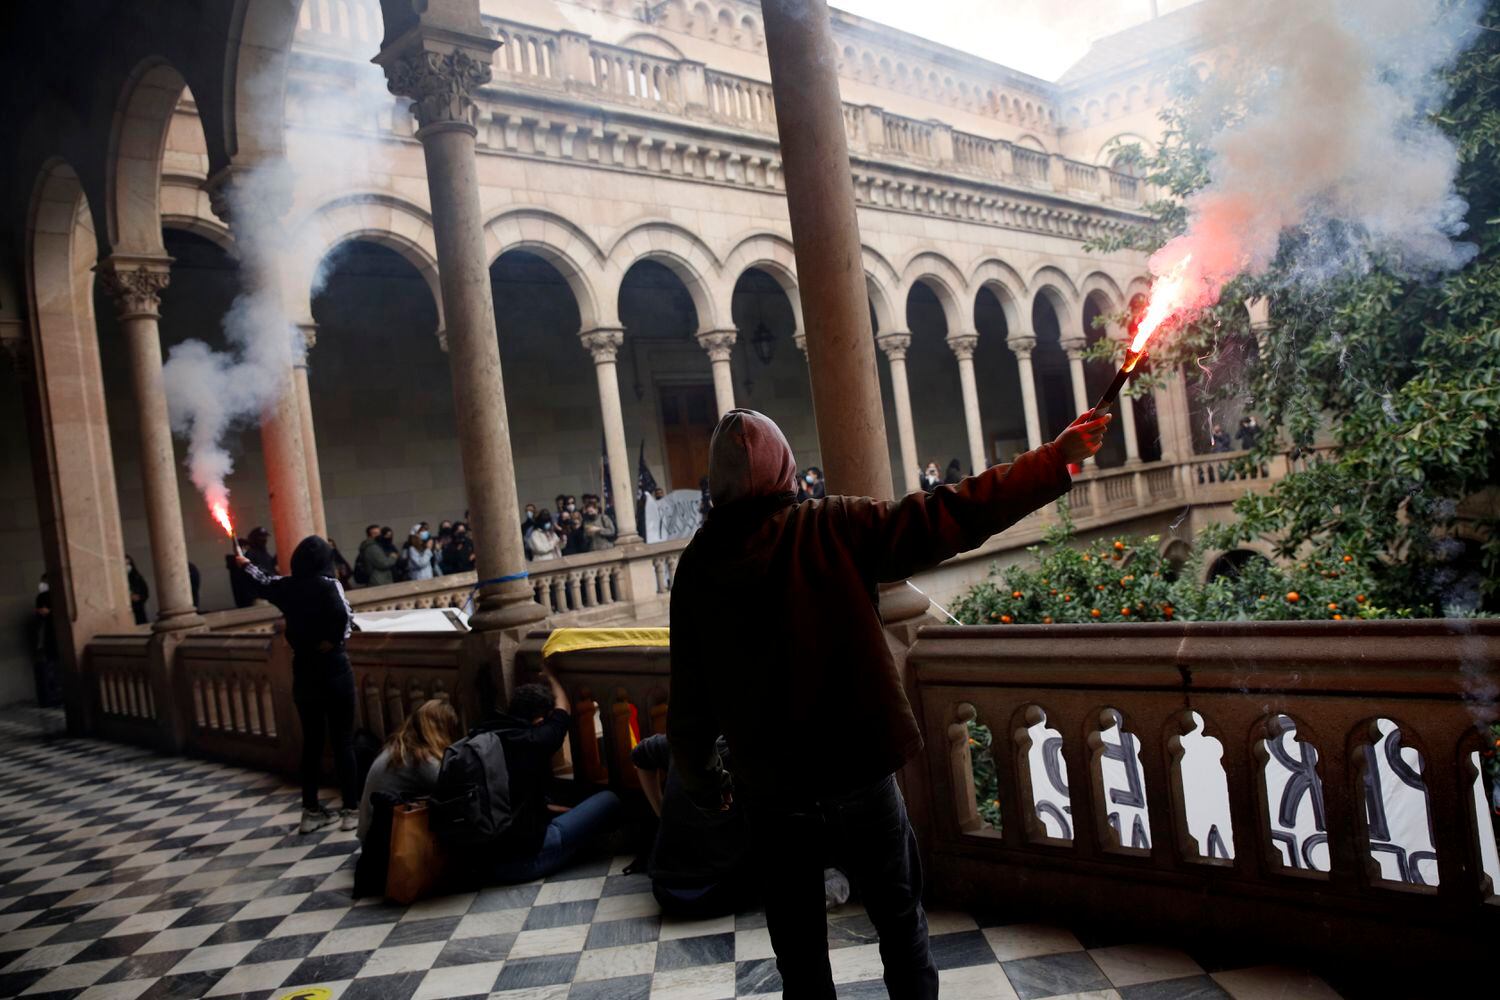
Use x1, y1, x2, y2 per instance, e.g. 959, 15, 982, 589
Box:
668, 407, 1109, 1000
234, 536, 360, 834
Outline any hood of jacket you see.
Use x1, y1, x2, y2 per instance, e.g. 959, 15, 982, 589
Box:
290, 536, 335, 578
707, 409, 798, 508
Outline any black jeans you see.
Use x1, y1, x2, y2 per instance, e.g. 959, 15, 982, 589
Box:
293, 659, 358, 811
745, 774, 938, 1000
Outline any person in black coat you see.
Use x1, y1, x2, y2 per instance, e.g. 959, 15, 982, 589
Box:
126, 555, 149, 625
235, 536, 359, 834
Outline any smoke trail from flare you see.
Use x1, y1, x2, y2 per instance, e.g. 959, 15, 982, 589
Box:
1148, 0, 1480, 327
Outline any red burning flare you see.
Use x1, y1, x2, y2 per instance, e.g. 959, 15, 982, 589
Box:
210, 501, 234, 539
1130, 253, 1194, 354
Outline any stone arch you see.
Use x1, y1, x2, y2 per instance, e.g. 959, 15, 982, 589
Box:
862, 245, 901, 333
1080, 272, 1125, 313
487, 208, 608, 332
619, 33, 687, 59
1029, 265, 1080, 339
1016, 133, 1047, 153
108, 59, 191, 256
720, 232, 803, 330
25, 158, 133, 702
292, 194, 447, 335
607, 220, 722, 332
899, 251, 966, 335
967, 257, 1027, 334
161, 194, 236, 256
1200, 544, 1277, 584
1098, 132, 1152, 167
223, 0, 304, 164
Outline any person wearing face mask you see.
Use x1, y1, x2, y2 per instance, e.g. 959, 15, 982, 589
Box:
442, 521, 476, 575
803, 466, 826, 500
944, 458, 963, 486
560, 496, 586, 556
919, 461, 942, 493
528, 509, 562, 561
359, 525, 400, 586
521, 504, 539, 559
403, 525, 439, 580
581, 498, 617, 552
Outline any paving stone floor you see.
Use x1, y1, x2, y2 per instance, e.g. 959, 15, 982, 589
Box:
0, 707, 1342, 1000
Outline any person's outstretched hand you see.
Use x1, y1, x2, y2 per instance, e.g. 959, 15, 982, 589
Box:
1054, 411, 1112, 465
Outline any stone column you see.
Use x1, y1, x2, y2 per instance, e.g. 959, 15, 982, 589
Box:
580, 328, 641, 544
760, 0, 894, 503
1062, 339, 1093, 465
1119, 389, 1142, 464
876, 332, 920, 493
1007, 337, 1043, 450
947, 333, 987, 473
293, 323, 328, 537
695, 329, 737, 417
98, 257, 204, 631
379, 32, 544, 632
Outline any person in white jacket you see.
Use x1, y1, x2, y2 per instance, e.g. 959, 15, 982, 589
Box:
402, 526, 441, 580
528, 510, 563, 561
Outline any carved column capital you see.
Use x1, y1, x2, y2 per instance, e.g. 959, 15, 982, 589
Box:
875, 331, 912, 362
695, 328, 737, 363
1006, 336, 1037, 361
1060, 335, 1088, 362
204, 165, 293, 230
98, 257, 172, 320
580, 327, 625, 364
295, 323, 318, 368
382, 44, 496, 133
947, 333, 979, 361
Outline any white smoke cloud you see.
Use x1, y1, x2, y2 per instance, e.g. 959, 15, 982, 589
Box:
1146, 0, 1481, 320
162, 49, 403, 523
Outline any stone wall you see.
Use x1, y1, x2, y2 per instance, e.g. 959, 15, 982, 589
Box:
0, 367, 47, 705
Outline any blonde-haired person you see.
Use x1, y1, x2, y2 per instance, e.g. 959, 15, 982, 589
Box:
357, 699, 462, 841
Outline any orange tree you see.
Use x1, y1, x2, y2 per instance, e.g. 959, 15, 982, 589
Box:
949, 508, 1392, 626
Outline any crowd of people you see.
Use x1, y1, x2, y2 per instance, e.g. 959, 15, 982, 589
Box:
209, 404, 1109, 1000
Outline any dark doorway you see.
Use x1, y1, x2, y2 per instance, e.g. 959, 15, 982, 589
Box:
659, 384, 717, 489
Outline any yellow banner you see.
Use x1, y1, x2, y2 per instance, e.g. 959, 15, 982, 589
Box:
541, 627, 671, 660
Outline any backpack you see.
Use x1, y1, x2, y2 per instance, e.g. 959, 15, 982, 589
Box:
352, 551, 370, 586
430, 729, 514, 848
392, 551, 411, 583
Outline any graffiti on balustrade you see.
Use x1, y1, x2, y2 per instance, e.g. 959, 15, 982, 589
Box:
1021, 710, 1447, 884
644, 489, 704, 544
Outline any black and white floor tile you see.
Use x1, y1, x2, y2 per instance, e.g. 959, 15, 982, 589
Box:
0, 709, 1340, 999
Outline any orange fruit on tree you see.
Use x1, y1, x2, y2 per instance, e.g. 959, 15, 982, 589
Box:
1327, 602, 1338, 611
1333, 613, 1344, 620
1000, 614, 1013, 624
1114, 541, 1125, 551
1120, 607, 1131, 616
1356, 594, 1366, 603
1286, 591, 1300, 602
1012, 590, 1024, 599
1343, 555, 1353, 563
1042, 615, 1053, 624
1090, 608, 1101, 618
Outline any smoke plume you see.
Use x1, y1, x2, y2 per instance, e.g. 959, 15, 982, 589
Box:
162, 54, 401, 522
1150, 0, 1481, 316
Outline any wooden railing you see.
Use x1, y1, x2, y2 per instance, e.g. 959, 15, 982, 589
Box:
908, 620, 1500, 967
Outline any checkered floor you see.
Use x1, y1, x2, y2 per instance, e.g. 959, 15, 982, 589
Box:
0, 707, 1341, 1000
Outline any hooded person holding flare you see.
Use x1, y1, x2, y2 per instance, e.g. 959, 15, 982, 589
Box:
667, 406, 1108, 1000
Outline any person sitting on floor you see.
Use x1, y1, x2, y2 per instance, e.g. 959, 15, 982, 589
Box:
486, 664, 623, 883
633, 732, 850, 918
358, 699, 462, 842
632, 731, 754, 917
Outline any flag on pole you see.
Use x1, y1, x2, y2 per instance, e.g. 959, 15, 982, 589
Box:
600, 434, 613, 512
637, 438, 658, 496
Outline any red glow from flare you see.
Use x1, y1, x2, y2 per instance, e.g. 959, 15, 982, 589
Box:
211, 501, 234, 539
1130, 253, 1194, 354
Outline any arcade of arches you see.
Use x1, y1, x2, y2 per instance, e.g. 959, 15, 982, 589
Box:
0, 0, 1233, 709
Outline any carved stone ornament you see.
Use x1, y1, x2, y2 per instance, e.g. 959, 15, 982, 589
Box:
99, 263, 171, 318
386, 47, 493, 131
947, 333, 979, 361
695, 329, 737, 363
1007, 336, 1038, 361
875, 331, 912, 361
580, 328, 625, 363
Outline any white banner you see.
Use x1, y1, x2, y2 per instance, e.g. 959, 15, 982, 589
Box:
644, 489, 704, 544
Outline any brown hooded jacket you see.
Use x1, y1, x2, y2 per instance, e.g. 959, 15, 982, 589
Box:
667, 409, 1072, 804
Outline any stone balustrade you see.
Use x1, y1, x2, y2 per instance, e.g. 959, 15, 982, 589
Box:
907, 620, 1500, 968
